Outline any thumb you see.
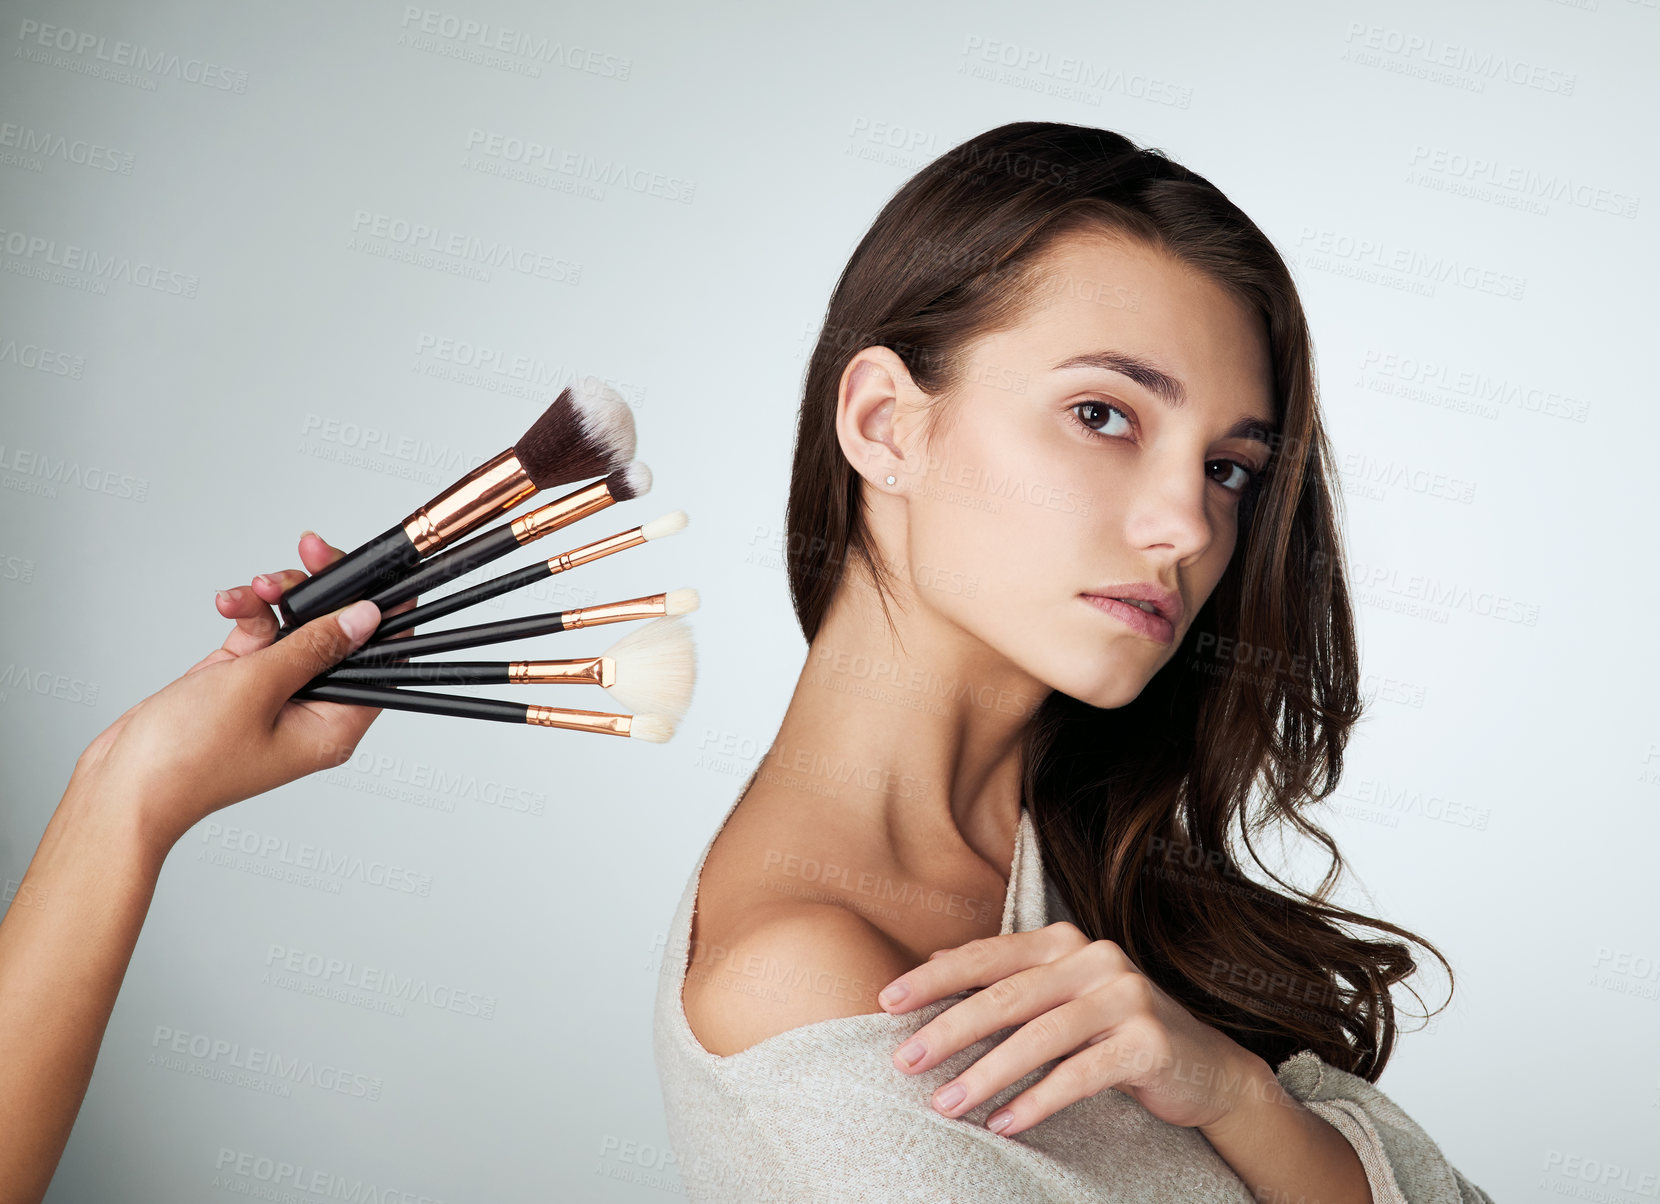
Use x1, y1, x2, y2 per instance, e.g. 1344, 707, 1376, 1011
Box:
249, 598, 381, 709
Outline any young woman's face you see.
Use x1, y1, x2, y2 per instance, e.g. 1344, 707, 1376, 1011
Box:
893, 230, 1277, 709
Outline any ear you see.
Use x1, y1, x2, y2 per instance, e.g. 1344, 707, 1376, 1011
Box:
835, 347, 924, 491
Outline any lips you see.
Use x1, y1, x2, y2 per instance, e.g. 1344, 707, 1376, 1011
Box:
1082, 594, 1177, 644
1082, 582, 1183, 629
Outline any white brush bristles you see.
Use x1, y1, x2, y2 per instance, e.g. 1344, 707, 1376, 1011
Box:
641, 510, 688, 541
619, 460, 652, 498
570, 375, 638, 463
664, 587, 699, 616
604, 617, 696, 719
628, 714, 675, 743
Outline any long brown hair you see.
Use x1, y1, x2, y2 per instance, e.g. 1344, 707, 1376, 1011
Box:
784, 121, 1449, 1081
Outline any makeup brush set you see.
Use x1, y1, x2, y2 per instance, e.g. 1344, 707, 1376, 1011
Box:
276, 379, 694, 743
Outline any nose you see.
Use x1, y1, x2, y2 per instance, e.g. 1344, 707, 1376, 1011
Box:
1122, 450, 1216, 566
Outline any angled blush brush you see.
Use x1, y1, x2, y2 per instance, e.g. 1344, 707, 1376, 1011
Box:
365, 510, 687, 641
340, 588, 700, 666
289, 682, 676, 741
276, 378, 636, 629
318, 615, 696, 719
361, 461, 652, 615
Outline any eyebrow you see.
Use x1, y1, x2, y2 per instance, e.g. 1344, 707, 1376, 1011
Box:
1051, 349, 1278, 445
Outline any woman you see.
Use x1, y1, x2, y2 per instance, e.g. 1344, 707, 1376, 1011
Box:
653, 122, 1494, 1201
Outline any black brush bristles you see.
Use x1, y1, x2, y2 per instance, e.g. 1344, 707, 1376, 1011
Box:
518, 378, 635, 488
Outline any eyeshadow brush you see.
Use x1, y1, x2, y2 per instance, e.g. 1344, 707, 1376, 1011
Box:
340, 589, 699, 666
364, 511, 687, 642
290, 682, 677, 742
361, 461, 652, 615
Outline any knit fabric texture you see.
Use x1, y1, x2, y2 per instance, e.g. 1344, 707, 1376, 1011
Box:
652, 781, 1495, 1203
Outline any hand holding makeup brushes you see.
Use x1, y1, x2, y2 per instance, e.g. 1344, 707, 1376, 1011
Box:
276, 377, 697, 741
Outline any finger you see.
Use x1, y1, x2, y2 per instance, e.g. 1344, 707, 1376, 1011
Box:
891, 950, 1101, 1077
982, 1034, 1142, 1138
249, 569, 308, 607
298, 530, 346, 575
244, 598, 382, 714
214, 585, 279, 655
295, 530, 423, 623
920, 995, 1108, 1121
880, 923, 1090, 1014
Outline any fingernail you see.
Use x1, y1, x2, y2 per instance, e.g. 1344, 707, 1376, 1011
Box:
255, 574, 275, 589
878, 981, 909, 1008
895, 1039, 925, 1068
987, 1110, 1013, 1134
338, 599, 380, 643
935, 1082, 965, 1111
215, 590, 229, 608
300, 529, 318, 543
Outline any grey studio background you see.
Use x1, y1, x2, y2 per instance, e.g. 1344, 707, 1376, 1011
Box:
0, 0, 1654, 1200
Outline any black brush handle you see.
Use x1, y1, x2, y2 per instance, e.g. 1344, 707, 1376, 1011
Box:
323, 662, 513, 686
371, 560, 551, 640
342, 611, 571, 665
277, 524, 422, 627
292, 680, 529, 724
365, 524, 522, 614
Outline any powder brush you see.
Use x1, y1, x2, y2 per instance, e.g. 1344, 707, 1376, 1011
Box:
317, 615, 695, 719
277, 378, 636, 629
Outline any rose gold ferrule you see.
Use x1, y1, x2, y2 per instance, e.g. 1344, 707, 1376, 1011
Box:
507, 657, 613, 687
524, 705, 633, 737
544, 528, 646, 576
561, 593, 669, 631
402, 448, 537, 554
509, 479, 615, 546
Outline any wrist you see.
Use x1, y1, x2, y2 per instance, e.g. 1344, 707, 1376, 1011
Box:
58, 768, 178, 878
1198, 1049, 1285, 1143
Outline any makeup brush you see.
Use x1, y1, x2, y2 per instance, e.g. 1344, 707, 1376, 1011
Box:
276, 378, 636, 629
318, 616, 696, 719
341, 589, 700, 666
290, 682, 676, 742
365, 510, 687, 642
362, 461, 652, 614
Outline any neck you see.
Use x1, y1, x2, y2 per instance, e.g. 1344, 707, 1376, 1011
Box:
762, 566, 1048, 876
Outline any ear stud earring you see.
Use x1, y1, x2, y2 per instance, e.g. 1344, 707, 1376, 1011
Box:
885, 475, 897, 486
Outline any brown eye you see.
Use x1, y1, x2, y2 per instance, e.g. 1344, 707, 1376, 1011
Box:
1071, 400, 1132, 437
1208, 459, 1255, 493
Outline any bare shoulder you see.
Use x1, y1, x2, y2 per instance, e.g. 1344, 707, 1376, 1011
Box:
680, 810, 920, 1057
682, 900, 917, 1057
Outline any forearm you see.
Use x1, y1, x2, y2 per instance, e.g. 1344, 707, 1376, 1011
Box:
1199, 1054, 1373, 1204
0, 775, 169, 1204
